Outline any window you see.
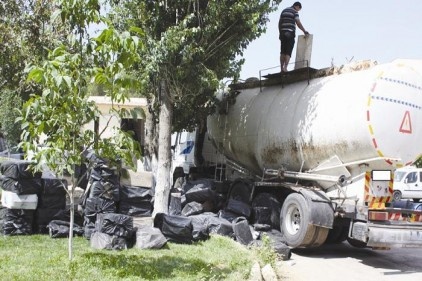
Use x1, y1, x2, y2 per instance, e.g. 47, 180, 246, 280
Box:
405, 172, 417, 183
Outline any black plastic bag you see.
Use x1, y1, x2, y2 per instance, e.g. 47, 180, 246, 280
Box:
154, 213, 193, 244
252, 207, 272, 225
90, 232, 127, 250
118, 200, 152, 217
232, 217, 253, 245
41, 178, 67, 196
169, 193, 182, 216
84, 198, 116, 223
135, 225, 167, 249
181, 179, 214, 194
207, 216, 233, 237
185, 186, 216, 204
95, 213, 134, 238
90, 165, 117, 182
1, 177, 42, 195
226, 198, 251, 218
181, 202, 204, 217
3, 209, 34, 235
47, 220, 84, 238
35, 208, 67, 233
37, 193, 66, 209
0, 161, 42, 179
190, 214, 210, 242
252, 193, 281, 230
120, 185, 152, 202
89, 180, 120, 201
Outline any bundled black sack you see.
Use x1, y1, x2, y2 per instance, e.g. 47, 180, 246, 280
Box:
135, 225, 167, 249
154, 213, 193, 244
90, 232, 127, 250
37, 194, 66, 209
207, 216, 234, 237
84, 198, 116, 223
181, 179, 214, 194
118, 200, 152, 217
3, 209, 34, 235
89, 180, 120, 201
232, 217, 253, 245
120, 185, 152, 202
181, 202, 203, 217
84, 220, 96, 240
190, 214, 210, 242
0, 161, 42, 179
41, 178, 67, 196
47, 220, 84, 238
169, 193, 182, 216
35, 208, 67, 233
252, 193, 281, 230
95, 213, 134, 238
1, 177, 43, 195
184, 186, 216, 204
90, 165, 117, 182
226, 198, 251, 218
252, 207, 272, 225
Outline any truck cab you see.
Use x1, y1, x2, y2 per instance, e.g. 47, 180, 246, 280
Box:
393, 167, 422, 202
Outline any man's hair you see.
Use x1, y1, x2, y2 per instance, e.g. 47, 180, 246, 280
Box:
293, 2, 302, 8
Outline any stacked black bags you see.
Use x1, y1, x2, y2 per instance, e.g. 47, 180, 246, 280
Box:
36, 178, 67, 233
91, 213, 134, 250
0, 161, 41, 235
83, 159, 119, 239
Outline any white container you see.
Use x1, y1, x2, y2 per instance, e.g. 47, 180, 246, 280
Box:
1, 190, 38, 210
208, 59, 422, 178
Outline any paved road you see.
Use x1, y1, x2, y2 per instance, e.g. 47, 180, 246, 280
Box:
278, 242, 422, 281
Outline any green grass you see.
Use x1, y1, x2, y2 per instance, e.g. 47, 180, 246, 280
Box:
0, 234, 263, 281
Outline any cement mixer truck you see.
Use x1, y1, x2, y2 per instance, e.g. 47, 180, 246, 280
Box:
194, 59, 422, 249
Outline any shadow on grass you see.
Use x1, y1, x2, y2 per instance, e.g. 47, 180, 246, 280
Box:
72, 251, 232, 280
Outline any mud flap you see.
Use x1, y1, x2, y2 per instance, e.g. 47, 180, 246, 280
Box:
298, 189, 335, 228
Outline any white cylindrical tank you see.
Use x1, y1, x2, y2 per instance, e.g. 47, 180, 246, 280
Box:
208, 60, 422, 177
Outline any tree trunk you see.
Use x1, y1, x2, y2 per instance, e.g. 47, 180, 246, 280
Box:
144, 98, 159, 173
68, 178, 75, 260
153, 80, 173, 215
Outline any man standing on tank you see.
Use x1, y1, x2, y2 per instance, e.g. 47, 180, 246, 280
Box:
279, 2, 309, 72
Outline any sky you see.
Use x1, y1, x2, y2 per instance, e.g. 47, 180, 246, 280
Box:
239, 0, 422, 80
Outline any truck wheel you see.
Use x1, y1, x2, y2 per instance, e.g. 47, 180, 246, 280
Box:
228, 179, 253, 203
393, 190, 402, 201
280, 193, 318, 248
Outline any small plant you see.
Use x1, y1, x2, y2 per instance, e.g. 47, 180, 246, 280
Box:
253, 234, 278, 267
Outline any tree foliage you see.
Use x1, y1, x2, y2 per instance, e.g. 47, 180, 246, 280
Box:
113, 0, 283, 131
18, 0, 143, 260
0, 0, 67, 145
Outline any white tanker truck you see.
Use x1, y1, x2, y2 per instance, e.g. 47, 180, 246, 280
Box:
202, 59, 422, 249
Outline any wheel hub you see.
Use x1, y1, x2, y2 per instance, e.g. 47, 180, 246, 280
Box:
286, 205, 301, 235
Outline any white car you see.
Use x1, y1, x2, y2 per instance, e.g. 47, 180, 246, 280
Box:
393, 166, 422, 202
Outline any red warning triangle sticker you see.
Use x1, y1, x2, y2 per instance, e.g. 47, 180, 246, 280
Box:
399, 111, 412, 134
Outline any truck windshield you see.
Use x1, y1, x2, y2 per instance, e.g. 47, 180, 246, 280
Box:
394, 171, 406, 182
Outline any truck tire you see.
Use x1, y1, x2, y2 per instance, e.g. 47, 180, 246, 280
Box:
393, 190, 402, 201
228, 179, 253, 204
280, 193, 326, 248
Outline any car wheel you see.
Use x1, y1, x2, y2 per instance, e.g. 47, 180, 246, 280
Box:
393, 190, 402, 201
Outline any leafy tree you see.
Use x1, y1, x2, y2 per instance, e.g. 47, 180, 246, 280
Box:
415, 155, 422, 168
19, 0, 142, 260
0, 0, 65, 144
112, 0, 283, 214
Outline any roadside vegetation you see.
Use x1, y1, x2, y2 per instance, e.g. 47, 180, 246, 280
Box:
0, 234, 276, 281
